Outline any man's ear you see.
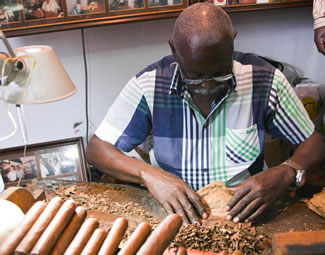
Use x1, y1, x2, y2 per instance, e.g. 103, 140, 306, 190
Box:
168, 39, 177, 57
168, 40, 179, 63
233, 29, 237, 39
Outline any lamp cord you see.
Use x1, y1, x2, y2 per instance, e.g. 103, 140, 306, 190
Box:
81, 28, 92, 182
81, 29, 89, 146
16, 104, 27, 145
16, 104, 27, 187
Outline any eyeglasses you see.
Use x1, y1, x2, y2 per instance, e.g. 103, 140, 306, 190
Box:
177, 64, 234, 86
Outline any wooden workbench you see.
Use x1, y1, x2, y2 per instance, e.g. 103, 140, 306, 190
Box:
25, 179, 325, 236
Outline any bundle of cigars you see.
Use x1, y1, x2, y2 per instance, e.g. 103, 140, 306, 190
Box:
0, 197, 182, 255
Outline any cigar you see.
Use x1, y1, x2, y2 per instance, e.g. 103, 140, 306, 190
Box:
30, 200, 77, 255
50, 206, 87, 255
15, 197, 64, 255
97, 217, 128, 255
176, 246, 187, 255
80, 228, 107, 255
117, 222, 151, 255
0, 201, 47, 255
64, 217, 99, 255
137, 214, 182, 255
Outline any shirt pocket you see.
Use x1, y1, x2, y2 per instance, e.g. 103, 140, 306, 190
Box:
225, 124, 261, 164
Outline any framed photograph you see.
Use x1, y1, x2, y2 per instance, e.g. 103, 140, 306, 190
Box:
0, 0, 21, 29
0, 137, 88, 188
148, 0, 182, 7
66, 0, 105, 16
22, 0, 64, 21
109, 0, 144, 11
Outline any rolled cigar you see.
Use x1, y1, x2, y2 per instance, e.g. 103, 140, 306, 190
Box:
98, 217, 128, 255
0, 201, 47, 255
176, 246, 187, 255
51, 206, 87, 255
118, 222, 151, 255
15, 197, 64, 255
30, 200, 77, 255
80, 228, 107, 255
64, 217, 99, 255
137, 214, 182, 255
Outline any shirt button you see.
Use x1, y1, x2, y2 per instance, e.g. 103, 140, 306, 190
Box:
203, 168, 208, 172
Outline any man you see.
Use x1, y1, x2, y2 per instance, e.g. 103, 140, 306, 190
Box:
41, 0, 61, 13
7, 166, 16, 182
39, 158, 50, 177
86, 3, 325, 225
314, 0, 325, 55
15, 164, 24, 181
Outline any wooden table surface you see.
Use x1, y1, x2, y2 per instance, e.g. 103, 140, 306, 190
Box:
26, 179, 325, 237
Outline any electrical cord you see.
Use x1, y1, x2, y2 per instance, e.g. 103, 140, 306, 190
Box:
81, 28, 89, 146
81, 28, 92, 182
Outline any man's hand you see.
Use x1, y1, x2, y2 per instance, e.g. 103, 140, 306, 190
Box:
225, 165, 295, 223
314, 27, 325, 55
141, 169, 208, 225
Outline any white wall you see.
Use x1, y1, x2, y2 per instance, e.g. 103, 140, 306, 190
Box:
0, 6, 324, 150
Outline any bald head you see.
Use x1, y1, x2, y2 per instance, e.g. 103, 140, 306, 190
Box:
169, 3, 235, 80
172, 3, 234, 63
173, 3, 234, 49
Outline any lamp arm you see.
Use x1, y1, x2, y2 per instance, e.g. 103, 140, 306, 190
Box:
0, 31, 28, 86
0, 55, 28, 86
0, 31, 15, 58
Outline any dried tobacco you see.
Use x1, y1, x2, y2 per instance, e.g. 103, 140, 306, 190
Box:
41, 182, 271, 254
50, 184, 160, 226
170, 223, 271, 254
48, 183, 161, 243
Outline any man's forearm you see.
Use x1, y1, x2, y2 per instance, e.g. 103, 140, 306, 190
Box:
86, 135, 208, 225
288, 131, 325, 171
86, 135, 156, 184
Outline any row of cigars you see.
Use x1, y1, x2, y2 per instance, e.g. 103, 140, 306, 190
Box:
0, 197, 183, 255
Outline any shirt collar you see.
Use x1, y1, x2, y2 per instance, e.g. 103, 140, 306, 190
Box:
169, 62, 185, 98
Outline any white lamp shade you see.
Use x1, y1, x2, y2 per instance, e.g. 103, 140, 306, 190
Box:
0, 45, 77, 104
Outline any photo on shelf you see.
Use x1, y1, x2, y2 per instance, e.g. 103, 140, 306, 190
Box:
208, 0, 227, 6
238, 0, 256, 3
22, 0, 64, 20
148, 0, 182, 7
227, 0, 239, 5
0, 0, 21, 27
0, 137, 88, 188
109, 0, 144, 11
66, 0, 105, 16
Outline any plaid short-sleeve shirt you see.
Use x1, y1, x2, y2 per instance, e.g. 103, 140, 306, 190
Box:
95, 52, 314, 190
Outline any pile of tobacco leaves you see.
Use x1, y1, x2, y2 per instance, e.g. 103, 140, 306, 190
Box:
170, 223, 271, 254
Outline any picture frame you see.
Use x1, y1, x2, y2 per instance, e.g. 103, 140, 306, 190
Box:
0, 137, 88, 188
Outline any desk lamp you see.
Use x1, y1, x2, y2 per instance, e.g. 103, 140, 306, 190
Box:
0, 31, 77, 192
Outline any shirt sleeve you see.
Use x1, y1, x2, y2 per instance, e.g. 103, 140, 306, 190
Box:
265, 69, 315, 144
95, 75, 152, 152
314, 0, 325, 30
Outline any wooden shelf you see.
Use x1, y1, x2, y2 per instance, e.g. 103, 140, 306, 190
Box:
1, 0, 312, 38
3, 10, 183, 38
